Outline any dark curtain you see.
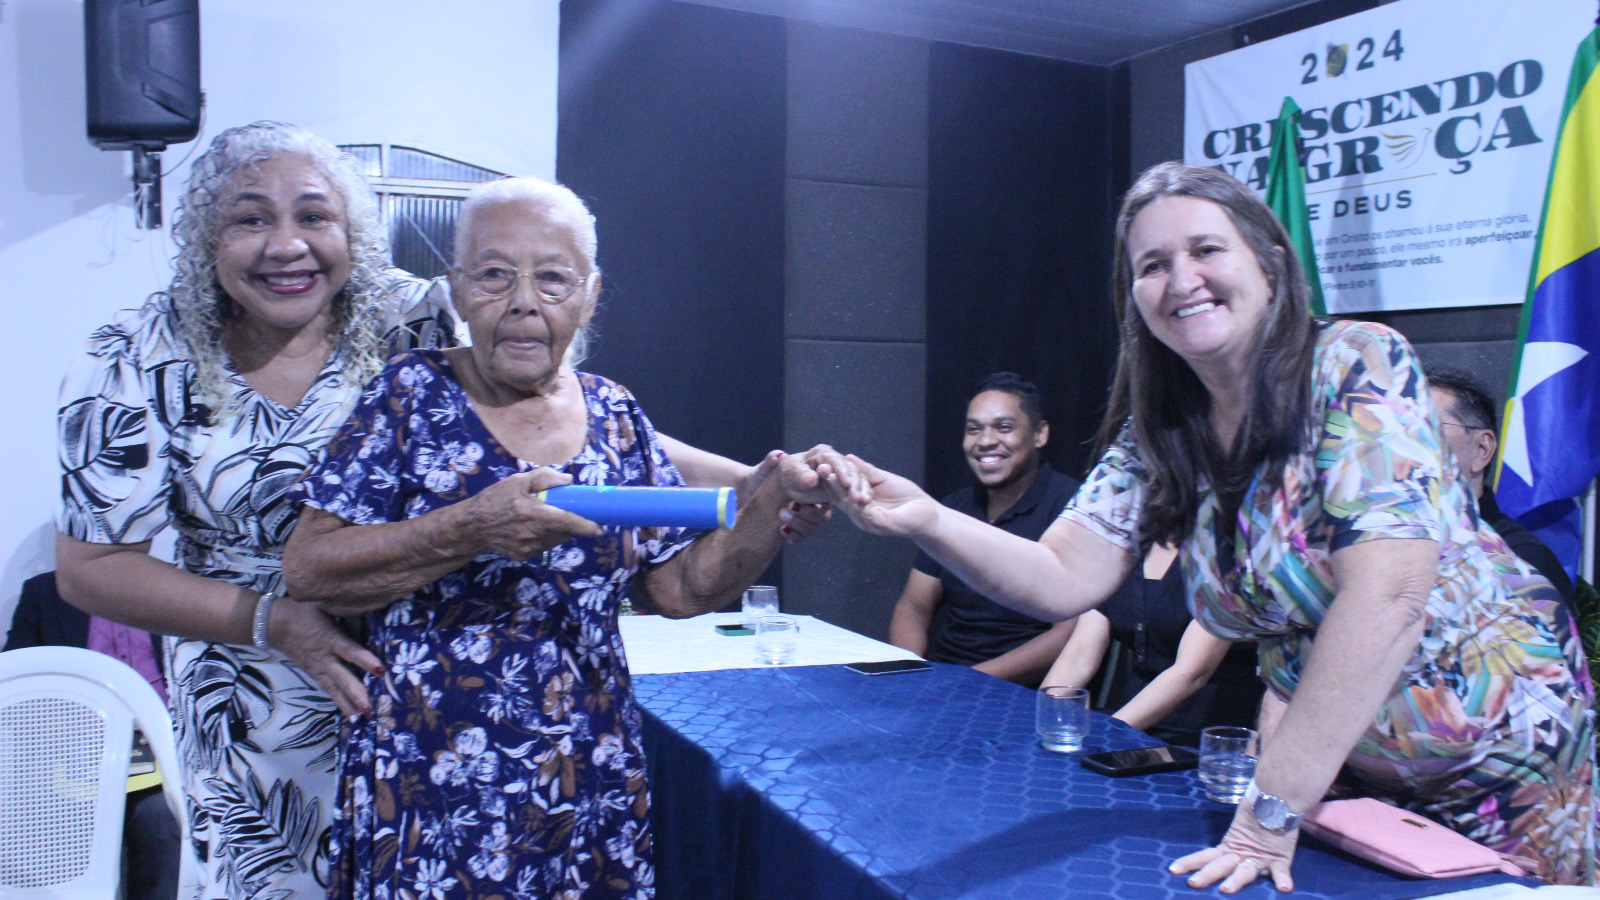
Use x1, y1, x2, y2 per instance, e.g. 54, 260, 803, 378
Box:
926, 45, 1121, 494
557, 0, 786, 470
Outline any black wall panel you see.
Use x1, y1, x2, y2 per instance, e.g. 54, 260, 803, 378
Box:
926, 45, 1121, 496
557, 0, 787, 469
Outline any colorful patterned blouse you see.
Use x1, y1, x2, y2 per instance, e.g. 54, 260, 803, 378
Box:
1062, 320, 1593, 883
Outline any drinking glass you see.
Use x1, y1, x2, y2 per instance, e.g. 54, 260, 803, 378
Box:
755, 615, 800, 665
1035, 686, 1089, 753
742, 585, 779, 626
1199, 726, 1259, 803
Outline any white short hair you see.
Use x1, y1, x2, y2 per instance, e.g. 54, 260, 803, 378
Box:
454, 177, 601, 366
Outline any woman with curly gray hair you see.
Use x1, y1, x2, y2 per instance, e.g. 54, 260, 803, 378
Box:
55, 121, 455, 898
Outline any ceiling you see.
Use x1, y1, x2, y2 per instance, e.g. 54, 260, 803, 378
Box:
675, 0, 1320, 65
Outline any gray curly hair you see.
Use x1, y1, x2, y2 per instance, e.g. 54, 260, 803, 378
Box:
165, 121, 393, 419
454, 176, 602, 367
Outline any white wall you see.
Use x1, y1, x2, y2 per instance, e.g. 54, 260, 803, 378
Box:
0, 0, 560, 635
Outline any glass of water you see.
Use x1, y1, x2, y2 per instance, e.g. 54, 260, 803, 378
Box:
742, 585, 779, 626
755, 615, 800, 665
1199, 726, 1259, 803
1035, 686, 1090, 753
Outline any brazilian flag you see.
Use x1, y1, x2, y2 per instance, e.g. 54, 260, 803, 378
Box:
1495, 25, 1600, 586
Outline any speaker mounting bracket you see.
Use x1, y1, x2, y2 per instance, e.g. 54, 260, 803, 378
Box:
131, 144, 163, 230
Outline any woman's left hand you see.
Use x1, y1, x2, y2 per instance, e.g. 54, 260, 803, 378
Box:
1171, 539, 1436, 894
1170, 804, 1299, 893
269, 594, 381, 717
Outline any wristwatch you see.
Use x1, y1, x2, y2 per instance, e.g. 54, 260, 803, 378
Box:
1244, 778, 1303, 834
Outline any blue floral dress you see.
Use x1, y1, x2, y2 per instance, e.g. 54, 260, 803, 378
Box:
1062, 321, 1594, 884
291, 350, 696, 900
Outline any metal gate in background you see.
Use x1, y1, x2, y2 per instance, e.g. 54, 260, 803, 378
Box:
340, 144, 506, 279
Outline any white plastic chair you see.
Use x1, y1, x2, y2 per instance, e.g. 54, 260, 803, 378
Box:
0, 646, 196, 899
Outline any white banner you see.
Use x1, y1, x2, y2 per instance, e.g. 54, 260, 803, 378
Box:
1185, 0, 1593, 313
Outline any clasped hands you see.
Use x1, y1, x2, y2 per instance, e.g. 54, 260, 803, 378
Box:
775, 445, 939, 539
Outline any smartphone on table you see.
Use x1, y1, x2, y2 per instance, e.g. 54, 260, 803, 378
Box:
843, 659, 933, 676
1079, 745, 1199, 777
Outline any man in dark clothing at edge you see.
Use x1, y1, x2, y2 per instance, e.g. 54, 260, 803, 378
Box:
888, 373, 1081, 686
1427, 366, 1577, 612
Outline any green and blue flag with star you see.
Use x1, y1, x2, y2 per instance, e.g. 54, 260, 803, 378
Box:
1495, 24, 1600, 575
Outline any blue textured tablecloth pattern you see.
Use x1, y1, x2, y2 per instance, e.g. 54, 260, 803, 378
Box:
634, 662, 1527, 900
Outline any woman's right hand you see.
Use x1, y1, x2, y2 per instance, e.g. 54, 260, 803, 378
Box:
268, 594, 380, 717
459, 467, 604, 560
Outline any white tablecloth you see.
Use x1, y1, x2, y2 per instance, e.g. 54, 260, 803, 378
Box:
619, 611, 919, 674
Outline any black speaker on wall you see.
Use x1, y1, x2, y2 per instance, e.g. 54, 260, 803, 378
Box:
85, 0, 201, 228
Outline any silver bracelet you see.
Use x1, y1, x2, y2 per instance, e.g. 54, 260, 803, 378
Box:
252, 590, 277, 650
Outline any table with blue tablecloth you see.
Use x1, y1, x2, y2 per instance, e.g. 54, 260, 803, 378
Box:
634, 660, 1530, 900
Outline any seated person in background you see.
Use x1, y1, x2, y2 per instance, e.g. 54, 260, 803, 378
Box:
889, 373, 1080, 686
1426, 366, 1576, 610
1041, 543, 1261, 746
4, 572, 180, 900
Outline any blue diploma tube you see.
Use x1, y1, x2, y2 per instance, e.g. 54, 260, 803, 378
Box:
535, 485, 737, 529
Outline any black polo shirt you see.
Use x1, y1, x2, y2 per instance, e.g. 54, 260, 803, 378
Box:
914, 463, 1081, 666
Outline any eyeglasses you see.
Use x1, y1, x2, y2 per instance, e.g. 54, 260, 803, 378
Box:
1439, 421, 1485, 432
454, 263, 588, 303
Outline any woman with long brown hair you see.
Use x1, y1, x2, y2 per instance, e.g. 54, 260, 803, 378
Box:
802, 162, 1593, 889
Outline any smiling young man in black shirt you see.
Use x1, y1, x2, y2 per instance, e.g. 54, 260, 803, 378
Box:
887, 373, 1081, 686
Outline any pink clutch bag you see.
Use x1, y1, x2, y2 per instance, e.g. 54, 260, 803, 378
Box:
1301, 798, 1528, 879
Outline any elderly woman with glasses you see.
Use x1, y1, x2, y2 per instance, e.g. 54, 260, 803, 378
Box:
283, 176, 820, 899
